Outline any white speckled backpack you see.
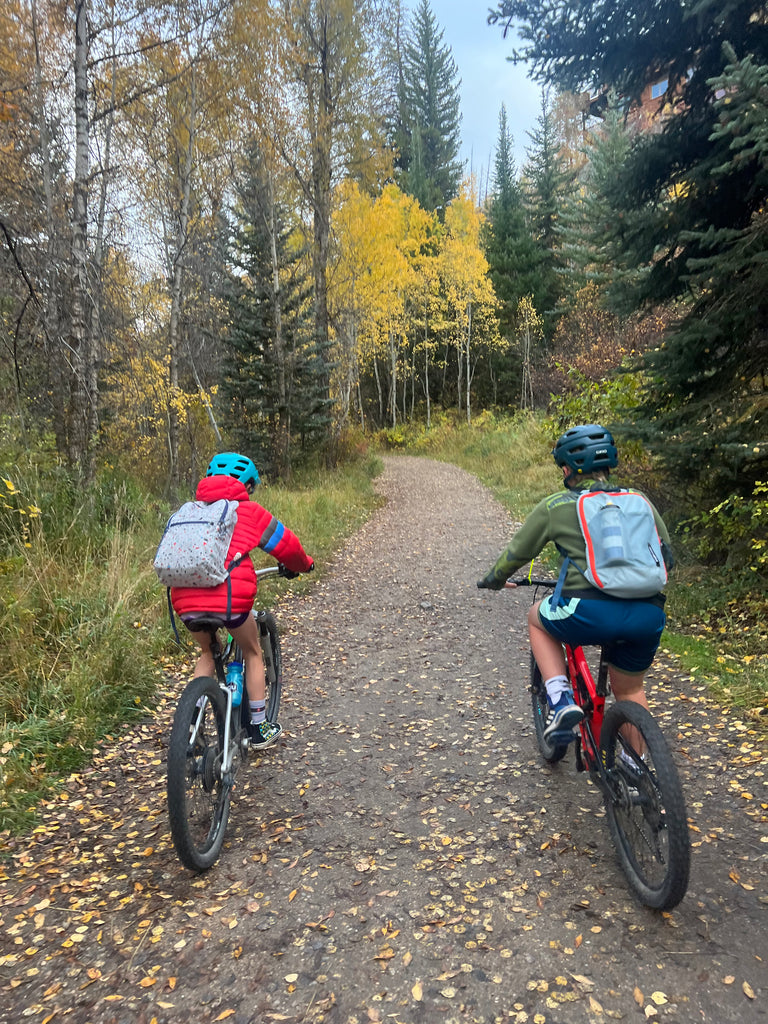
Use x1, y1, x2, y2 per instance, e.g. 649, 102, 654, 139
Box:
153, 499, 240, 588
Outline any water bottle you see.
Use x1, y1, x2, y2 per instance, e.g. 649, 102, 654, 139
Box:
600, 501, 624, 564
226, 660, 244, 708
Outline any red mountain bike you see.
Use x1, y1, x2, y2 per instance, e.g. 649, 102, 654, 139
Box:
513, 577, 690, 910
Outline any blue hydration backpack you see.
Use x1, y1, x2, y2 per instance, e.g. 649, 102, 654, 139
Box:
555, 489, 668, 602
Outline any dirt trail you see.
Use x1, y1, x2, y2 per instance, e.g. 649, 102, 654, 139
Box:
1, 455, 766, 1024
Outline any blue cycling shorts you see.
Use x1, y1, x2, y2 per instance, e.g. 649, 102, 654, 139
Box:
538, 595, 666, 674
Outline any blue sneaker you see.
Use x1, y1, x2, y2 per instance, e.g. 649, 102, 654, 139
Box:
542, 692, 583, 742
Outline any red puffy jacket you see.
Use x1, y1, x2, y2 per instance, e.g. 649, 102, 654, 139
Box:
170, 475, 313, 617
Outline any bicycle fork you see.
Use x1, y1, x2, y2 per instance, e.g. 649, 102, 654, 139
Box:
192, 687, 241, 790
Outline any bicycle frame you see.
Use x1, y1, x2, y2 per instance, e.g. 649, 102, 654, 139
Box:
190, 565, 284, 778
566, 642, 609, 775
511, 577, 613, 782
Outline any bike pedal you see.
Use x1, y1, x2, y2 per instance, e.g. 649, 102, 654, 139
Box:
548, 729, 578, 745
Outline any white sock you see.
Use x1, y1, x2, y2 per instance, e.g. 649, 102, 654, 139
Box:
249, 700, 266, 725
544, 675, 570, 702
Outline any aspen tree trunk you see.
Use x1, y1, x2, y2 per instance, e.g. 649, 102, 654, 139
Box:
87, 15, 118, 452
456, 335, 463, 410
423, 296, 431, 430
68, 0, 92, 473
389, 325, 397, 428
32, 0, 63, 450
373, 354, 383, 424
268, 173, 290, 480
357, 375, 365, 430
167, 72, 197, 491
410, 345, 415, 421
465, 300, 472, 425
521, 319, 534, 410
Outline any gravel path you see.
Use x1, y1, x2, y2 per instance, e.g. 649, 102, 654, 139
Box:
1, 454, 766, 1024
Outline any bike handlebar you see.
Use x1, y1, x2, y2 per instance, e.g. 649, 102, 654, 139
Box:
255, 563, 314, 581
507, 577, 556, 588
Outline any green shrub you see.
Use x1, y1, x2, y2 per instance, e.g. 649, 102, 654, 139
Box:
679, 481, 768, 574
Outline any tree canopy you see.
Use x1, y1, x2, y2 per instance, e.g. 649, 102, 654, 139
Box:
491, 0, 768, 491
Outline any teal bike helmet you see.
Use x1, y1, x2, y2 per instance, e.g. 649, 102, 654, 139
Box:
553, 424, 618, 478
206, 452, 260, 488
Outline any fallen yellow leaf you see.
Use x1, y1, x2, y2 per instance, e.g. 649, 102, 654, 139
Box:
412, 981, 423, 1000
743, 981, 755, 999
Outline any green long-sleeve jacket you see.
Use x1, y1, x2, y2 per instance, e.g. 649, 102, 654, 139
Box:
481, 481, 673, 595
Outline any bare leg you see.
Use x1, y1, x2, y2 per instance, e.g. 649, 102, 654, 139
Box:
189, 631, 215, 679
228, 613, 265, 704
528, 601, 567, 679
187, 624, 263, 698
609, 667, 649, 755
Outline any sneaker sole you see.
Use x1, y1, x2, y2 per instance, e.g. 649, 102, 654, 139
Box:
249, 727, 282, 750
543, 706, 583, 740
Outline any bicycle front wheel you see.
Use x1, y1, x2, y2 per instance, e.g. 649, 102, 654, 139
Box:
600, 701, 690, 910
530, 653, 569, 763
167, 676, 231, 872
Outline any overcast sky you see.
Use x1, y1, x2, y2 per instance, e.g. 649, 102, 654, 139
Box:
426, 2, 542, 190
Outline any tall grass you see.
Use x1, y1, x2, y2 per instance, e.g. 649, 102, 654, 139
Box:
0, 449, 383, 833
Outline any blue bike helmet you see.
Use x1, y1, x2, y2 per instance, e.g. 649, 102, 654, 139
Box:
553, 424, 618, 477
206, 452, 260, 488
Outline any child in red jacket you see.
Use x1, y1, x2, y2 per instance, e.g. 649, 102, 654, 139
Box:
172, 452, 313, 748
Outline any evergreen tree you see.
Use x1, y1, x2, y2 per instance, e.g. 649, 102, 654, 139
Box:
482, 106, 540, 402
398, 0, 463, 216
558, 93, 646, 315
220, 143, 327, 480
490, 0, 768, 492
522, 91, 574, 336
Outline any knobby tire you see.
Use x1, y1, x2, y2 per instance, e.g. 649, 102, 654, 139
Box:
258, 610, 282, 722
530, 653, 569, 764
600, 701, 690, 910
167, 676, 231, 872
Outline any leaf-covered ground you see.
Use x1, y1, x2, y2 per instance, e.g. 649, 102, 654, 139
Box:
1, 456, 766, 1024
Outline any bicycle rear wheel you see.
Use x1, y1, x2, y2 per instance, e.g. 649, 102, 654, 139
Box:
167, 676, 231, 871
600, 701, 690, 910
530, 653, 569, 763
